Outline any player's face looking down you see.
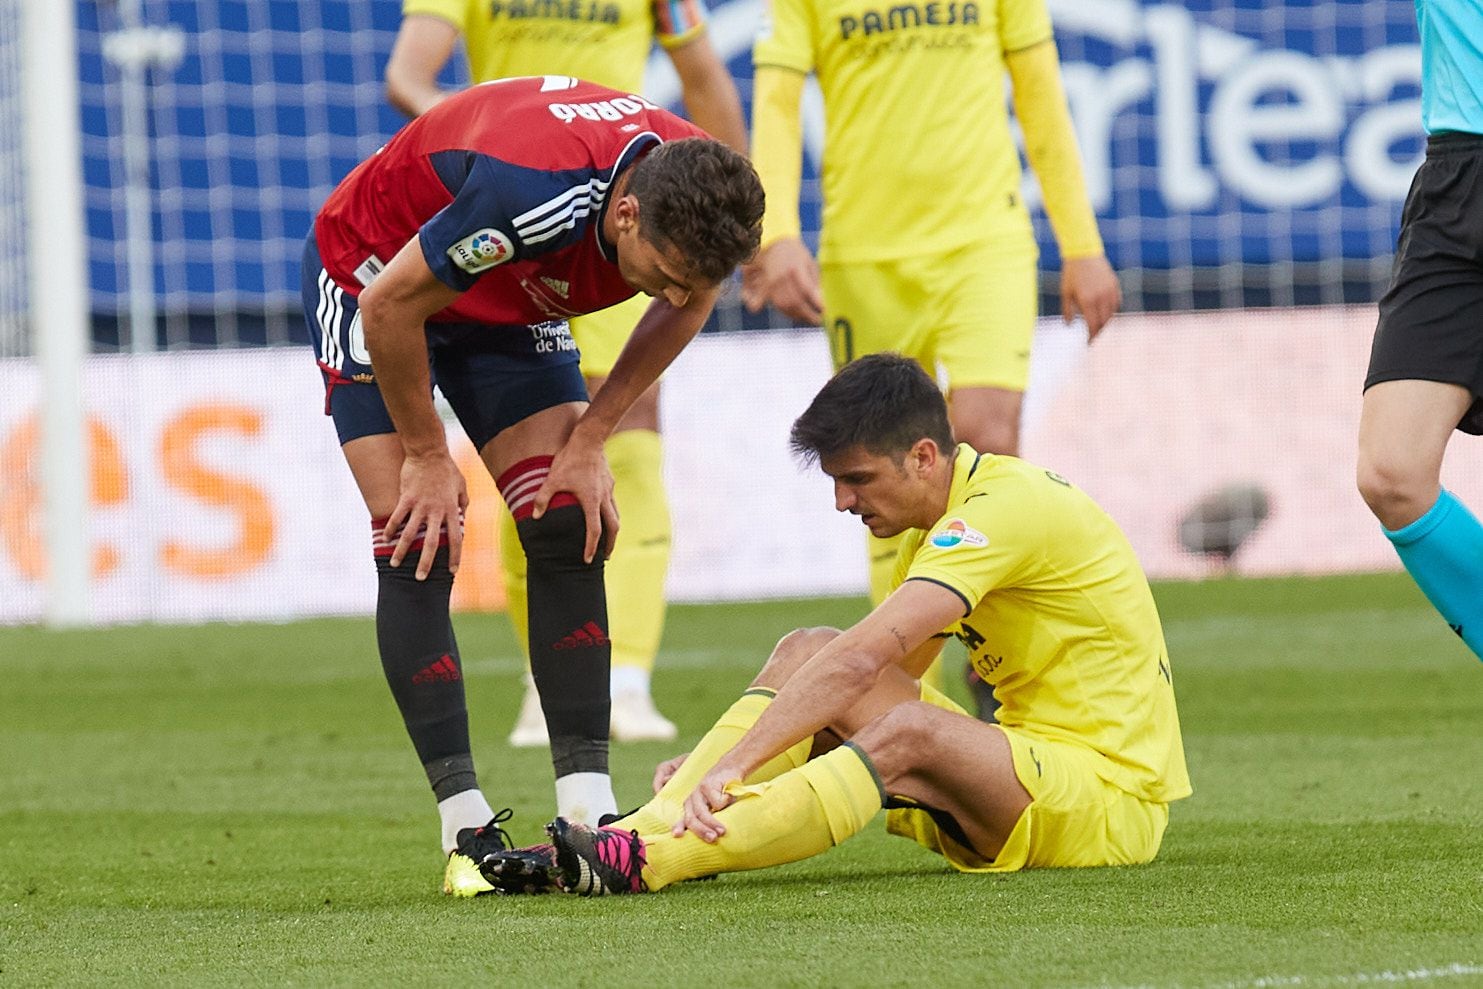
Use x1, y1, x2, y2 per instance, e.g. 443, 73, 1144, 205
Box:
819, 440, 942, 538
609, 194, 712, 308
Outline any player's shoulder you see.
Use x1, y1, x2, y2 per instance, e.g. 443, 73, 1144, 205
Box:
947, 454, 1088, 539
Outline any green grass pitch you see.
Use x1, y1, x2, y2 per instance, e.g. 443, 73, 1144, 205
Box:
2, 572, 1481, 987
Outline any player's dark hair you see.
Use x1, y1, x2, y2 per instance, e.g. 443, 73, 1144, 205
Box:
626, 138, 764, 284
790, 353, 956, 465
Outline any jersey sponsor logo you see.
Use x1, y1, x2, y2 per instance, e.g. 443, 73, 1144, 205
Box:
489, 0, 621, 26
839, 2, 979, 40
930, 518, 987, 549
540, 276, 571, 298
548, 93, 659, 124
447, 228, 515, 274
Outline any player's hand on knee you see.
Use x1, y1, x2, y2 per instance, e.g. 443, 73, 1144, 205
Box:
536, 430, 617, 562
652, 752, 690, 793
387, 451, 467, 579
1060, 255, 1122, 341
677, 764, 740, 843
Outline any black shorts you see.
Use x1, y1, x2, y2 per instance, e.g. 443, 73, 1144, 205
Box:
301, 232, 588, 450
1366, 132, 1483, 434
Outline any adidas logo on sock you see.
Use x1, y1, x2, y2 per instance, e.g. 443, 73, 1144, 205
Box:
553, 621, 610, 651
412, 654, 462, 684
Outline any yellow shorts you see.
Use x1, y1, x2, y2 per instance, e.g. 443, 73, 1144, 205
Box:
885, 684, 1169, 872
820, 238, 1038, 393
569, 293, 650, 378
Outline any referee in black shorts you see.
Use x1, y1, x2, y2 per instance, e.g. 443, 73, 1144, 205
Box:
1356, 0, 1483, 663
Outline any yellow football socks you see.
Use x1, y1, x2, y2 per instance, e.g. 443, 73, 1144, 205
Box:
640, 744, 885, 891
498, 503, 528, 653
618, 689, 812, 835
604, 429, 670, 675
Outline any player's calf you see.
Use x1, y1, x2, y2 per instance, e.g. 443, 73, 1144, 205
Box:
499, 456, 617, 824
372, 529, 489, 826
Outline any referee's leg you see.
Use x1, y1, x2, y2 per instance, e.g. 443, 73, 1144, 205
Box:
1358, 379, 1483, 660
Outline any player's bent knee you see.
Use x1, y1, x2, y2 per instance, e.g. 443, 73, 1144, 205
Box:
957, 420, 1020, 458
849, 703, 936, 782
515, 502, 602, 571
753, 627, 842, 689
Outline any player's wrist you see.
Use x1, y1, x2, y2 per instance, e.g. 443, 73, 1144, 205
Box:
401, 440, 455, 465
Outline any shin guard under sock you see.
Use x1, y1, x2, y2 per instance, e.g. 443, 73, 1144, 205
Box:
372, 523, 479, 801
499, 457, 612, 785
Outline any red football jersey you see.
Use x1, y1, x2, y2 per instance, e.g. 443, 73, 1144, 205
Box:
314, 75, 708, 325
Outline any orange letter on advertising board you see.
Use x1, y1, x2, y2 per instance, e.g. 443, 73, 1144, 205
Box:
449, 433, 507, 613
158, 404, 275, 579
0, 413, 127, 581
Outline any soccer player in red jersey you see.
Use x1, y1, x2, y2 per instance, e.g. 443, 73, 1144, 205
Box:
302, 75, 763, 895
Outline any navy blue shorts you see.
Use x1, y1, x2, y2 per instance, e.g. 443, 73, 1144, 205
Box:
302, 233, 588, 450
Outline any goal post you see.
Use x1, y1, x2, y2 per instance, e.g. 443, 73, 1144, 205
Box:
22, 0, 91, 626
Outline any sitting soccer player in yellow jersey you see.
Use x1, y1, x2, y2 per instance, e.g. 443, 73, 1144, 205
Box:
480, 353, 1191, 894
741, 0, 1122, 711
385, 0, 748, 745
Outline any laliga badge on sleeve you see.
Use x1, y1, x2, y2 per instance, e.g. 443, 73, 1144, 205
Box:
930, 518, 988, 549
447, 228, 515, 274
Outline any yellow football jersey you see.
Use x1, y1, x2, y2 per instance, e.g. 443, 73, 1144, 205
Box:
753, 0, 1049, 262
404, 0, 709, 93
895, 445, 1191, 805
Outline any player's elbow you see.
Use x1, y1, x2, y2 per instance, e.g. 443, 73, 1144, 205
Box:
384, 71, 423, 119
385, 80, 412, 119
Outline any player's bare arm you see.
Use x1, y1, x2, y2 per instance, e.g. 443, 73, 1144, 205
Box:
668, 35, 748, 154
357, 236, 466, 579
679, 580, 966, 840
384, 14, 460, 118
1007, 39, 1121, 339
535, 285, 720, 562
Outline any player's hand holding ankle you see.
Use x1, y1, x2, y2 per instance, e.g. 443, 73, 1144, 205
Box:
652, 753, 690, 794
387, 449, 467, 579
678, 760, 743, 842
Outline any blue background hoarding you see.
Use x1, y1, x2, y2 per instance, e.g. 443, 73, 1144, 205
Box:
72, 0, 1421, 335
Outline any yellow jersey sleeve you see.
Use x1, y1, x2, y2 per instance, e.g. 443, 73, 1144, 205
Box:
1008, 40, 1105, 259
753, 0, 815, 74
752, 65, 807, 248
402, 0, 473, 28
996, 0, 1052, 52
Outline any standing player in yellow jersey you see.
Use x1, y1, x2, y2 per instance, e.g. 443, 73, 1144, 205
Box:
481, 354, 1190, 894
742, 0, 1123, 624
385, 0, 749, 743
